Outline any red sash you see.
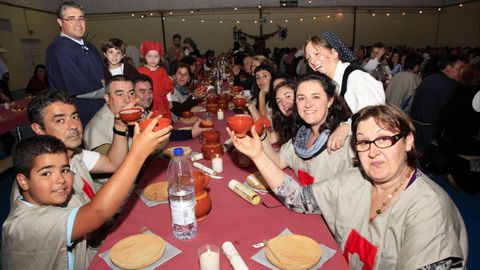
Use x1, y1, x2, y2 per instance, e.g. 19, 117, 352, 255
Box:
298, 170, 315, 186
81, 177, 95, 200
343, 229, 378, 270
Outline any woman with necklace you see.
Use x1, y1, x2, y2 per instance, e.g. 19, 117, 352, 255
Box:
228, 104, 467, 269
259, 74, 356, 185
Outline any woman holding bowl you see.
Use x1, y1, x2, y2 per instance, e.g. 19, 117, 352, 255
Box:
228, 104, 467, 269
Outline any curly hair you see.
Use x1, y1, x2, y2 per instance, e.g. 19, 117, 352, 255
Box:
270, 81, 297, 145
293, 74, 351, 135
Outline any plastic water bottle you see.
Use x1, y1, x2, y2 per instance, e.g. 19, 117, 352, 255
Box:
167, 147, 198, 240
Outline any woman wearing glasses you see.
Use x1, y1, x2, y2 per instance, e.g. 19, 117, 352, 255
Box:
229, 104, 467, 269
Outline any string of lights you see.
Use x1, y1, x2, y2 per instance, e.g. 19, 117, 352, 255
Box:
87, 2, 469, 23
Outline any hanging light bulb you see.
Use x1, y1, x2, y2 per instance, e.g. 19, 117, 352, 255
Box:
150, 12, 153, 16
313, 16, 316, 20
285, 19, 288, 22
386, 13, 390, 16
402, 12, 406, 15
190, 10, 194, 14
220, 20, 223, 23
131, 13, 135, 17
419, 10, 423, 14
459, 3, 463, 7
201, 19, 205, 23
182, 18, 185, 22
300, 18, 303, 21
169, 11, 173, 15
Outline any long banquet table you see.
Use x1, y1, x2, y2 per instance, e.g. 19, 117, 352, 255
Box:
0, 97, 31, 135
88, 108, 349, 269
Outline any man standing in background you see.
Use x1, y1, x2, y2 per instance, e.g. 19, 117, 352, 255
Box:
46, 1, 104, 125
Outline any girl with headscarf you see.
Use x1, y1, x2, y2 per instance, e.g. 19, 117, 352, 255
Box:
304, 32, 385, 153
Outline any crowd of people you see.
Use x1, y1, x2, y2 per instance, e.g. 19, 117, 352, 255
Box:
1, 0, 479, 269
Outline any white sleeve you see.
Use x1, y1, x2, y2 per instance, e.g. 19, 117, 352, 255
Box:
81, 150, 100, 171
472, 90, 480, 112
362, 58, 379, 72
344, 71, 385, 113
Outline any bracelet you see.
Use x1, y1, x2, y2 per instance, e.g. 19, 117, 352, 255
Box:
113, 126, 128, 137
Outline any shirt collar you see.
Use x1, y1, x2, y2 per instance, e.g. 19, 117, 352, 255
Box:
60, 32, 84, 45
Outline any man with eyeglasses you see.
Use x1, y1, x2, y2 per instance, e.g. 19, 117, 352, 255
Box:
46, 1, 105, 126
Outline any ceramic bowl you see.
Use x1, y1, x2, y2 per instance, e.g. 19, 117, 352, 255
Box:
201, 129, 220, 143
232, 97, 247, 108
119, 107, 142, 122
231, 85, 243, 95
206, 103, 219, 114
199, 119, 215, 128
227, 115, 254, 138
181, 111, 193, 119
206, 94, 218, 104
139, 117, 171, 132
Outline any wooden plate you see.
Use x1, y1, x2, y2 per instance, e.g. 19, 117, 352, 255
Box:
178, 116, 199, 125
265, 234, 322, 270
109, 234, 166, 270
143, 182, 168, 202
191, 106, 205, 113
247, 172, 269, 190
162, 146, 192, 158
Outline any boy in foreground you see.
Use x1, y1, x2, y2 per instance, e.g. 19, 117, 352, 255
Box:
2, 118, 171, 269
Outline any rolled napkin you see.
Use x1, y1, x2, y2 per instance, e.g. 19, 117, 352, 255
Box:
228, 179, 261, 205
193, 161, 216, 176
222, 241, 249, 270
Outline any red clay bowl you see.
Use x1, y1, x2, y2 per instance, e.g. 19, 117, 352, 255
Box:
199, 119, 215, 128
206, 94, 218, 104
227, 115, 254, 138
231, 85, 244, 94
119, 107, 142, 122
181, 111, 194, 119
201, 129, 220, 143
232, 97, 248, 108
139, 117, 171, 132
206, 103, 219, 114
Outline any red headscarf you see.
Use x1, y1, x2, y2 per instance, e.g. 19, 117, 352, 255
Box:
139, 41, 164, 57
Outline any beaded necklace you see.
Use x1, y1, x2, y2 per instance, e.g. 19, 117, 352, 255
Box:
369, 168, 413, 223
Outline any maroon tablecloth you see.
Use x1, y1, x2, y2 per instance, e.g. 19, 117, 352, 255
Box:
88, 108, 348, 269
0, 97, 31, 135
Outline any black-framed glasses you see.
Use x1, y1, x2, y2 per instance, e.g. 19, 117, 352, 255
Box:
354, 132, 406, 152
61, 16, 86, 23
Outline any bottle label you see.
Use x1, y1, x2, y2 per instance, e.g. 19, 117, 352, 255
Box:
170, 199, 196, 225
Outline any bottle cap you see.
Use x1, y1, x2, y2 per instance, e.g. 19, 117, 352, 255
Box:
173, 147, 184, 156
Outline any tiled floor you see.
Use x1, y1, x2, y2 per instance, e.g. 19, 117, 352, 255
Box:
0, 169, 478, 269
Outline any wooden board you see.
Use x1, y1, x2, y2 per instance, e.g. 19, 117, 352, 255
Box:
162, 146, 192, 158
143, 181, 169, 202
191, 106, 205, 113
178, 116, 199, 125
265, 234, 322, 270
109, 234, 165, 270
247, 172, 270, 191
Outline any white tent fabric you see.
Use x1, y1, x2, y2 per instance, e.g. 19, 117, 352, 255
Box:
1, 0, 466, 14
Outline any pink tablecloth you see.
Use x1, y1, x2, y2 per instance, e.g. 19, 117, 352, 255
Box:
88, 109, 348, 269
0, 97, 31, 135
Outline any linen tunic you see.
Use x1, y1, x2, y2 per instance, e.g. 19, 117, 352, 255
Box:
279, 137, 356, 185
1, 200, 87, 270
332, 61, 385, 114
277, 168, 468, 269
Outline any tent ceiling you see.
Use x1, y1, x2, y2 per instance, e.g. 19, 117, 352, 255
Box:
0, 0, 468, 14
